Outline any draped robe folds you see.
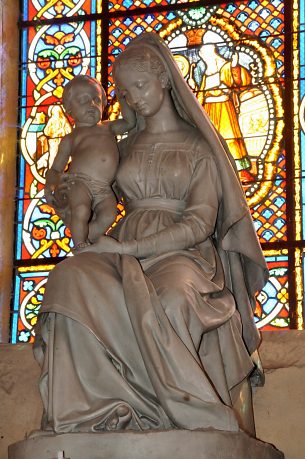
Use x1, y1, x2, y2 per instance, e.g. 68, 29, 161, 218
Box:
35, 130, 262, 433
34, 32, 268, 435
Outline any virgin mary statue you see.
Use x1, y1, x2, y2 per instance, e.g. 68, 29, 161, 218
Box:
33, 32, 268, 438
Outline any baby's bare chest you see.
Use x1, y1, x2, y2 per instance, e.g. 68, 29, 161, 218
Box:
70, 133, 118, 179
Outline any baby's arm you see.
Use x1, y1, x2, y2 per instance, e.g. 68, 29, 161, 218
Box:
108, 95, 136, 136
44, 134, 72, 205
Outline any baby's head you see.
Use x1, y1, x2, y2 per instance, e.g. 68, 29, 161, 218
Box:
63, 75, 107, 126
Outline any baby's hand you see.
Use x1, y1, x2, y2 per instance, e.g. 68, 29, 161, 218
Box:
119, 94, 136, 129
108, 98, 136, 135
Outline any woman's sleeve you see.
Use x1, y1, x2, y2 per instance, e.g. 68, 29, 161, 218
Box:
121, 154, 221, 258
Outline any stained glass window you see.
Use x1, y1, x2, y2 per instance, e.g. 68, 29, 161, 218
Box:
12, 0, 304, 342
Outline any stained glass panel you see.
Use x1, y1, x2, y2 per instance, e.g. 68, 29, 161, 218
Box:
251, 153, 286, 242
255, 250, 289, 330
14, 0, 305, 338
108, 0, 202, 13
11, 265, 54, 343
108, 2, 285, 245
295, 248, 304, 328
21, 0, 100, 21
17, 17, 101, 260
108, 10, 178, 97
299, 0, 305, 239
288, 0, 305, 332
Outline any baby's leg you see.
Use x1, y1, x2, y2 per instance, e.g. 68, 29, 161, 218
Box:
88, 192, 117, 242
68, 181, 92, 248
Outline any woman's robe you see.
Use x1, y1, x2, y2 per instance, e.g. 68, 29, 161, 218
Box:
36, 130, 256, 433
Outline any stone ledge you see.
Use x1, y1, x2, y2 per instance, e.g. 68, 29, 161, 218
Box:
257, 330, 305, 369
8, 430, 284, 459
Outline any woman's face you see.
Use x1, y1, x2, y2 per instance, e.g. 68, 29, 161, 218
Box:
115, 65, 166, 118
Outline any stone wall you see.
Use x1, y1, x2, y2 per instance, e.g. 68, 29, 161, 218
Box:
254, 330, 305, 459
1, 331, 304, 459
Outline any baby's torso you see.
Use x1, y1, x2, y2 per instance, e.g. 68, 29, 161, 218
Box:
69, 126, 119, 182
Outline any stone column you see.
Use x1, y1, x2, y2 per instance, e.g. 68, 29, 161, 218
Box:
0, 1, 19, 342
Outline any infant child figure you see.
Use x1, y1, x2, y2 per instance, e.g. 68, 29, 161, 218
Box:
45, 75, 135, 250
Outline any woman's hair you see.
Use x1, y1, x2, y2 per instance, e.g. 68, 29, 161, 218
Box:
113, 45, 169, 84
62, 75, 107, 113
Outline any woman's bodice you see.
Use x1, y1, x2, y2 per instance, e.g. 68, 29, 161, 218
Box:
116, 132, 201, 203
114, 130, 220, 244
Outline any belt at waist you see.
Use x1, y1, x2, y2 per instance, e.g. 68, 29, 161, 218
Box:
125, 198, 186, 213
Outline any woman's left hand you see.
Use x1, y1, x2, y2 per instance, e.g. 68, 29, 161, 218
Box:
77, 236, 122, 254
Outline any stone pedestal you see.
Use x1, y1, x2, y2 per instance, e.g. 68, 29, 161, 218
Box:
8, 430, 284, 459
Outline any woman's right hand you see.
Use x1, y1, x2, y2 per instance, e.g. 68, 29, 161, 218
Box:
44, 170, 69, 210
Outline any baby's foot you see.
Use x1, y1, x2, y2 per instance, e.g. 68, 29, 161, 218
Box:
105, 405, 132, 431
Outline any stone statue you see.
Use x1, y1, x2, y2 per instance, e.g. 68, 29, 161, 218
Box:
9, 32, 284, 459
44, 75, 135, 250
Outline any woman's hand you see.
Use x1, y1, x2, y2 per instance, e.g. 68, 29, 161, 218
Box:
77, 235, 122, 254
45, 170, 69, 209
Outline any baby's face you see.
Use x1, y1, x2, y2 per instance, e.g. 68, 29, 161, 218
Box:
68, 81, 105, 127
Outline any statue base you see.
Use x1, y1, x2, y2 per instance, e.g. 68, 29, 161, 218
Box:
9, 429, 284, 459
